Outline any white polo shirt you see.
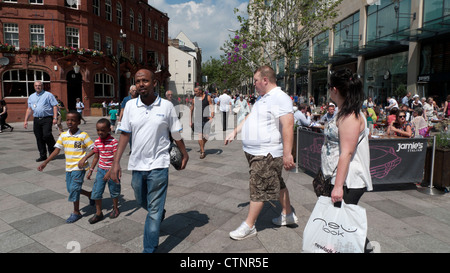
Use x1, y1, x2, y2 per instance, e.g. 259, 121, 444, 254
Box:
241, 87, 293, 157
118, 95, 182, 171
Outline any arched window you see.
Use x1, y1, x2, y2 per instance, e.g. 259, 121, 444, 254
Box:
94, 73, 114, 97
154, 22, 158, 40
2, 69, 50, 97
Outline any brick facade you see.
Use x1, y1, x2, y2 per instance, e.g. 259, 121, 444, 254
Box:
0, 0, 170, 122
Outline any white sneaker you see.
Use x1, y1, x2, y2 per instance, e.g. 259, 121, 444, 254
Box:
272, 212, 298, 226
229, 221, 257, 240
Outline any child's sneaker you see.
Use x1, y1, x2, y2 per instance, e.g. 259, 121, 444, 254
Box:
272, 212, 298, 226
229, 221, 257, 240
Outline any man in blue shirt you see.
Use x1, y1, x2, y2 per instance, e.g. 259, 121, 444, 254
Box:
23, 81, 59, 162
294, 103, 312, 127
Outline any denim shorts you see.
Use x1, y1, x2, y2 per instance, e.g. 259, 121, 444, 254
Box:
66, 170, 86, 202
91, 167, 121, 200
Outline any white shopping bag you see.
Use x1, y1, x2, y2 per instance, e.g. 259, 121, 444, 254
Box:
302, 196, 367, 253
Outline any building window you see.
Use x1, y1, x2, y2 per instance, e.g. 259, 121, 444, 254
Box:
138, 14, 143, 34
117, 40, 123, 55
161, 26, 165, 43
30, 25, 45, 47
4, 23, 19, 48
94, 73, 114, 97
105, 0, 112, 21
94, 32, 101, 51
188, 60, 191, 67
148, 20, 152, 37
139, 47, 143, 63
423, 0, 450, 26
130, 9, 135, 31
188, 73, 192, 82
64, 0, 77, 9
130, 44, 135, 60
30, 0, 43, 4
154, 23, 158, 40
2, 69, 50, 98
312, 31, 329, 63
93, 0, 100, 16
366, 0, 411, 42
3, 0, 18, 2
116, 2, 123, 26
333, 12, 359, 54
106, 36, 113, 55
66, 27, 79, 48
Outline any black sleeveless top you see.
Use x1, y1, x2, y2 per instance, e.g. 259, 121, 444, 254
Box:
194, 94, 210, 123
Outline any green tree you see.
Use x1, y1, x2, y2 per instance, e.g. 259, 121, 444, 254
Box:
233, 0, 342, 94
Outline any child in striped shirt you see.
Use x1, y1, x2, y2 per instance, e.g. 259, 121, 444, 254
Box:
38, 111, 94, 223
78, 118, 120, 224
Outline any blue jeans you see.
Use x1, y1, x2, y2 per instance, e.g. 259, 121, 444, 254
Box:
131, 168, 169, 253
91, 168, 121, 200
66, 170, 86, 202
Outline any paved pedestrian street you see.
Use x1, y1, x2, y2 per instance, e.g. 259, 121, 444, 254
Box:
1, 115, 450, 254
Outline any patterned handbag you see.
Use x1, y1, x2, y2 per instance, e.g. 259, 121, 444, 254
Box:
312, 168, 334, 197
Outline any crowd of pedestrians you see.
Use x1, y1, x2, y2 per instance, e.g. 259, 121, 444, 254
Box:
8, 63, 449, 254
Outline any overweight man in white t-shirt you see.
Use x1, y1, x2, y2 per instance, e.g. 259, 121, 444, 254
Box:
110, 69, 189, 252
225, 65, 298, 240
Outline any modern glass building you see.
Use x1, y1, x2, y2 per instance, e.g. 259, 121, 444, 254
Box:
290, 0, 450, 107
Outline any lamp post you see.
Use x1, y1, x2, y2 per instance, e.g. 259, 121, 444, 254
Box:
117, 29, 126, 104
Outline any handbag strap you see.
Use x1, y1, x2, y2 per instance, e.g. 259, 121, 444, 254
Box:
330, 130, 366, 176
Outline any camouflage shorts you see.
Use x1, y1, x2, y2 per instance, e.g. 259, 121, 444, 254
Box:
245, 152, 286, 202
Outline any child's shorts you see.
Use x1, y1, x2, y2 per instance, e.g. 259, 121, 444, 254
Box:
66, 170, 86, 202
110, 119, 116, 126
91, 167, 121, 200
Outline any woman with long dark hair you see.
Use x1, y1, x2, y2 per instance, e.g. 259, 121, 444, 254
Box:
322, 68, 372, 203
320, 68, 373, 252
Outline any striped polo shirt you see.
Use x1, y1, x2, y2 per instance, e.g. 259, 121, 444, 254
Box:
93, 135, 118, 170
55, 129, 94, 172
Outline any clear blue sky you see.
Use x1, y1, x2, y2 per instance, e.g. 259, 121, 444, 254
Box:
147, 0, 248, 62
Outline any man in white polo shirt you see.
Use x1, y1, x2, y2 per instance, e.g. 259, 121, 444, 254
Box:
110, 69, 189, 253
225, 65, 298, 240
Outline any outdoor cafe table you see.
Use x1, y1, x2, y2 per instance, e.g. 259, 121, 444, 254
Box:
296, 128, 429, 185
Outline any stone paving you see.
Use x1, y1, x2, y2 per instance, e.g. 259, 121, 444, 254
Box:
1, 114, 450, 253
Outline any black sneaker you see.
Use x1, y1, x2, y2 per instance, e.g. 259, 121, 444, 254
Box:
36, 157, 47, 162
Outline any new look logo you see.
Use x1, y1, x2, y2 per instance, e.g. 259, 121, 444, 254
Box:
313, 218, 357, 237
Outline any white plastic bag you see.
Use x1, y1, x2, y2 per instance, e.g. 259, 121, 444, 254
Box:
302, 196, 367, 253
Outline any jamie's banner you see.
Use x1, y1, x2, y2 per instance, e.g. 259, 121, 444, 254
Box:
296, 128, 428, 184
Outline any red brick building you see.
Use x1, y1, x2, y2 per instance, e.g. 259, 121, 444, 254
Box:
0, 0, 170, 121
